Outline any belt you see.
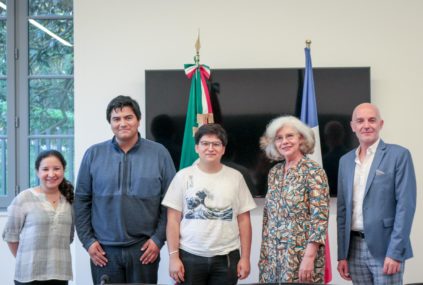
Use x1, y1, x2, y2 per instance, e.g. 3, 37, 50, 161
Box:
351, 231, 365, 239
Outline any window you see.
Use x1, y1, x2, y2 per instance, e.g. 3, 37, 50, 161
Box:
0, 0, 10, 205
0, 0, 73, 208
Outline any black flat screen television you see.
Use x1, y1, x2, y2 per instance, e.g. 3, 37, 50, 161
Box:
145, 67, 370, 197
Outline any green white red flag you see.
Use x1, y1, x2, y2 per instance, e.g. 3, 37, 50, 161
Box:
179, 63, 214, 169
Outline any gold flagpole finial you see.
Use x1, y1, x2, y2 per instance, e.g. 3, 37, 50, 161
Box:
194, 30, 201, 65
305, 39, 312, 48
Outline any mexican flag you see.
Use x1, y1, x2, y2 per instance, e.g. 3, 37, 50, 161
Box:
179, 63, 214, 169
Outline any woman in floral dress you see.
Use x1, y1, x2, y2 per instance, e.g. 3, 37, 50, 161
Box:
258, 115, 329, 283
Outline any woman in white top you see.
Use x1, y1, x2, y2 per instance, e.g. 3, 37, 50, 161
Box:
3, 150, 74, 285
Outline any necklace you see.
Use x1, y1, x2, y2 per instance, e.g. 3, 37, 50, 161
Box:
48, 193, 61, 203
40, 188, 61, 205
48, 195, 61, 208
35, 187, 61, 207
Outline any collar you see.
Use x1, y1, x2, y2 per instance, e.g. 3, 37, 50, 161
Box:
111, 133, 142, 152
355, 138, 381, 158
283, 155, 307, 170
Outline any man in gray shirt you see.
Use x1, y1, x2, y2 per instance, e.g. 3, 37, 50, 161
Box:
75, 95, 176, 284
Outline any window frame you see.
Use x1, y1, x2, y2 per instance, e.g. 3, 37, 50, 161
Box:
0, 0, 17, 208
0, 0, 74, 208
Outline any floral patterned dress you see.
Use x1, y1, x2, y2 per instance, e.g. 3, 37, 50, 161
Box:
259, 156, 329, 283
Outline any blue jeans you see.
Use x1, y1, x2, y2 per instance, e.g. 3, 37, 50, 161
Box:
90, 240, 159, 285
179, 249, 240, 285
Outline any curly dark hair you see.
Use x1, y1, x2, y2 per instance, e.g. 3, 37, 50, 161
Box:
35, 150, 74, 204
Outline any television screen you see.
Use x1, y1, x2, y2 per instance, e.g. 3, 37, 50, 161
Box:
145, 67, 370, 197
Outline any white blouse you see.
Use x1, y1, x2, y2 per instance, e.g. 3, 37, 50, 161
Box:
2, 188, 74, 282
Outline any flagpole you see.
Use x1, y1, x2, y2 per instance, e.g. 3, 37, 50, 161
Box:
194, 30, 201, 65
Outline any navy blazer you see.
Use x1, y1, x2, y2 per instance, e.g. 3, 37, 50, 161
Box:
337, 140, 416, 264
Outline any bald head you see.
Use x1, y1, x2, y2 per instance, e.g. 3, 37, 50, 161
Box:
351, 103, 384, 148
352, 103, 382, 121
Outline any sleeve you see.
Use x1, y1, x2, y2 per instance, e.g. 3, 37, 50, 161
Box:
307, 166, 330, 245
261, 203, 269, 239
2, 194, 26, 242
150, 148, 176, 248
386, 149, 417, 261
261, 166, 276, 244
74, 149, 96, 251
336, 157, 348, 260
237, 173, 257, 215
161, 172, 184, 212
70, 205, 75, 244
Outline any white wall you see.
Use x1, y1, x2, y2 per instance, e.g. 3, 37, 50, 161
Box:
1, 0, 422, 284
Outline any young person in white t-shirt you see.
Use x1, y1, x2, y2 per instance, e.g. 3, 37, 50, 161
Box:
162, 123, 256, 285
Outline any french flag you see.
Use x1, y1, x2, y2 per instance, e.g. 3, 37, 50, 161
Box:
300, 46, 332, 284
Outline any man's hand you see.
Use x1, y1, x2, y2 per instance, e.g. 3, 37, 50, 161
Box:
88, 241, 108, 267
237, 257, 250, 280
140, 239, 160, 264
383, 257, 401, 275
169, 254, 185, 283
337, 259, 352, 280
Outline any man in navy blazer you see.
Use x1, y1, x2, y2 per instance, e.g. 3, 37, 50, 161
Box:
337, 103, 416, 285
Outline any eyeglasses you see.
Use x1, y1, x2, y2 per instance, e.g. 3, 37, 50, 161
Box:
274, 133, 298, 143
199, 141, 223, 148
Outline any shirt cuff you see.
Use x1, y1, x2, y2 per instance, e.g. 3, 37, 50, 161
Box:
2, 230, 20, 242
150, 235, 164, 249
83, 238, 97, 251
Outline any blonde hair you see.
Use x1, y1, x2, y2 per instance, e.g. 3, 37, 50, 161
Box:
260, 115, 315, 161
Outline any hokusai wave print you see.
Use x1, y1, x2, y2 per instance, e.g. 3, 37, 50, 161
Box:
185, 190, 233, 220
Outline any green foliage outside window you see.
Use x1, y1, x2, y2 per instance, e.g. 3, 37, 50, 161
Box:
29, 19, 73, 75
0, 0, 74, 196
29, 0, 73, 16
0, 80, 6, 136
0, 20, 6, 76
28, 0, 74, 186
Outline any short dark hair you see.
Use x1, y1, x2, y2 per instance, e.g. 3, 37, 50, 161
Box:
194, 124, 228, 146
106, 95, 141, 123
35, 150, 74, 204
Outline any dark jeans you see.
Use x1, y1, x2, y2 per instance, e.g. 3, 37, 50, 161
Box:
179, 249, 240, 285
90, 240, 159, 285
14, 281, 67, 285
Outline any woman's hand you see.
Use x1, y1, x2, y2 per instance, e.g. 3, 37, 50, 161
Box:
169, 254, 185, 283
7, 242, 19, 257
299, 255, 315, 283
299, 242, 319, 283
237, 257, 251, 279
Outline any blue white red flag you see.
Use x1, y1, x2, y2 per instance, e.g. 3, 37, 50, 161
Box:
300, 46, 332, 284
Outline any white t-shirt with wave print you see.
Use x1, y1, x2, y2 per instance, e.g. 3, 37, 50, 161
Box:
162, 164, 256, 257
